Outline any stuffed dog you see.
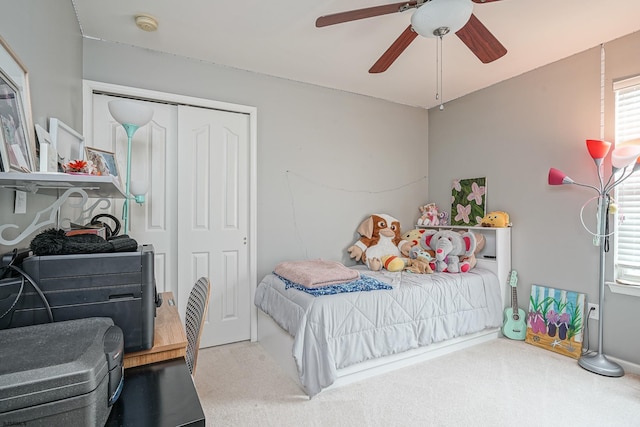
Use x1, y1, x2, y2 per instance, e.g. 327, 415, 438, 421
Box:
347, 214, 411, 272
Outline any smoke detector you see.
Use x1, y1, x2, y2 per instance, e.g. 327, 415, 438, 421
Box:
135, 14, 158, 32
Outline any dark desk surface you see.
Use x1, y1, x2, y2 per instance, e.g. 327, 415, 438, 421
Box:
106, 358, 205, 427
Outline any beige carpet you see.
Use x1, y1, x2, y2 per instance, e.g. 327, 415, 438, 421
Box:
193, 338, 640, 427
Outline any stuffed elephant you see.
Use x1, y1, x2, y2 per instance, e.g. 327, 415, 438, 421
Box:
421, 229, 477, 273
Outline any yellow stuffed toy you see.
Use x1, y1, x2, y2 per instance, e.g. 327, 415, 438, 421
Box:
380, 255, 405, 272
401, 228, 427, 247
480, 211, 511, 228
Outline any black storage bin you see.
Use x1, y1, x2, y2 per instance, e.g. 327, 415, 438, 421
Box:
6, 244, 157, 352
0, 317, 124, 427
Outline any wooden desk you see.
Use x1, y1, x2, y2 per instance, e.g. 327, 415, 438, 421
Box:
123, 292, 187, 369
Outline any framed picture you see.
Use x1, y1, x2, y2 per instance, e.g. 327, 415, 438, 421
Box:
49, 118, 85, 164
525, 284, 585, 359
451, 177, 487, 226
0, 126, 7, 172
85, 146, 121, 185
35, 124, 58, 173
0, 36, 36, 172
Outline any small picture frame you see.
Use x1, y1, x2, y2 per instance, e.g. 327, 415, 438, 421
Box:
49, 118, 85, 164
35, 124, 58, 173
85, 146, 121, 185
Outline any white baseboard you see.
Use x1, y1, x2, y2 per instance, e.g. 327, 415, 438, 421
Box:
609, 355, 640, 376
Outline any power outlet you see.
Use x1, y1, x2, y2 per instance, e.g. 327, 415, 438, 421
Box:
588, 303, 599, 320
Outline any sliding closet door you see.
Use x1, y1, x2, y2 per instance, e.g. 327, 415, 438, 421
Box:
177, 105, 251, 347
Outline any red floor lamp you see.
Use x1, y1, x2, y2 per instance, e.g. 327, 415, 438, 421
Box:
548, 139, 640, 377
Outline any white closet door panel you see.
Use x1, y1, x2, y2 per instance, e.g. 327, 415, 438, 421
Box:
177, 104, 250, 347
223, 132, 240, 229
89, 94, 178, 296
222, 251, 239, 317
193, 125, 211, 229
146, 122, 169, 230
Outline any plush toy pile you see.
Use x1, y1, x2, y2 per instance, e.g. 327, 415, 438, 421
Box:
348, 214, 483, 274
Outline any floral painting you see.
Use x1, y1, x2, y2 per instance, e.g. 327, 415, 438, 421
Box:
450, 177, 487, 226
525, 285, 585, 359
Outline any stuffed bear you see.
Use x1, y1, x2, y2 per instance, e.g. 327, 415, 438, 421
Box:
459, 232, 485, 270
438, 211, 449, 226
347, 214, 411, 272
401, 228, 426, 247
401, 228, 435, 262
480, 211, 511, 227
405, 258, 433, 274
417, 203, 440, 226
422, 229, 476, 273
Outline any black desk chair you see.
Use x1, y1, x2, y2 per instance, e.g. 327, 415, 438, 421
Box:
185, 277, 211, 376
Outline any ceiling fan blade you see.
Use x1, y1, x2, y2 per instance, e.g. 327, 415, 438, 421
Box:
369, 25, 418, 74
316, 1, 418, 28
472, 0, 502, 3
455, 13, 507, 64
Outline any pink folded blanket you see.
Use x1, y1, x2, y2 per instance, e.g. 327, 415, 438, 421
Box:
274, 259, 360, 288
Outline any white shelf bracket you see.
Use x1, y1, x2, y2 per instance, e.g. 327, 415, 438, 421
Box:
0, 188, 89, 246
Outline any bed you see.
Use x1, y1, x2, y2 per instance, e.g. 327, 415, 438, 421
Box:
255, 226, 511, 397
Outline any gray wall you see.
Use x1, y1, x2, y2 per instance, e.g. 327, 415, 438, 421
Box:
81, 39, 429, 280
1, 2, 430, 279
3, 1, 639, 369
428, 31, 640, 366
0, 0, 83, 252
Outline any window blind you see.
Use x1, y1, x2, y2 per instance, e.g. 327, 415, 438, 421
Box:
614, 77, 640, 284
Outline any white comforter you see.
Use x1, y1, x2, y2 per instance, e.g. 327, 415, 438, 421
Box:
254, 267, 502, 397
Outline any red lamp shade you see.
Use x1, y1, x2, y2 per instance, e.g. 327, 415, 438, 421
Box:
586, 139, 611, 160
548, 168, 574, 185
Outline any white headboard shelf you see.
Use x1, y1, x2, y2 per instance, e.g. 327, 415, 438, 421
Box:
415, 225, 512, 306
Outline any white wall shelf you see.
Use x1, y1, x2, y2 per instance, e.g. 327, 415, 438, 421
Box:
0, 171, 125, 198
0, 172, 125, 246
415, 225, 512, 304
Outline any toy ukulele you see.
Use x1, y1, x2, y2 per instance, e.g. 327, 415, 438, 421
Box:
502, 270, 526, 340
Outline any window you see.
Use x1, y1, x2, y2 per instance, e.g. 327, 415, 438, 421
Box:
613, 76, 640, 285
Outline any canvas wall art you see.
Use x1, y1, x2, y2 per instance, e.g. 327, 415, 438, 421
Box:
451, 177, 487, 226
525, 284, 585, 359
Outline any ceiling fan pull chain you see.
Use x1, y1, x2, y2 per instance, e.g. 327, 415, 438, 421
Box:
435, 36, 440, 103
600, 43, 605, 141
437, 35, 444, 110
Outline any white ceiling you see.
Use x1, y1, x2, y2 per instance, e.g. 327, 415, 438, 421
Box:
72, 0, 640, 109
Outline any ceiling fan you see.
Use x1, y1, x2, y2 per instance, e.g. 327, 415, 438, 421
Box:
316, 0, 507, 73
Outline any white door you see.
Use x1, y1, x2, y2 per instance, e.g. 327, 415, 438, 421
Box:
177, 105, 251, 347
87, 89, 254, 348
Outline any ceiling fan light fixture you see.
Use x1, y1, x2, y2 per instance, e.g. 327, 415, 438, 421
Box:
411, 0, 473, 38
